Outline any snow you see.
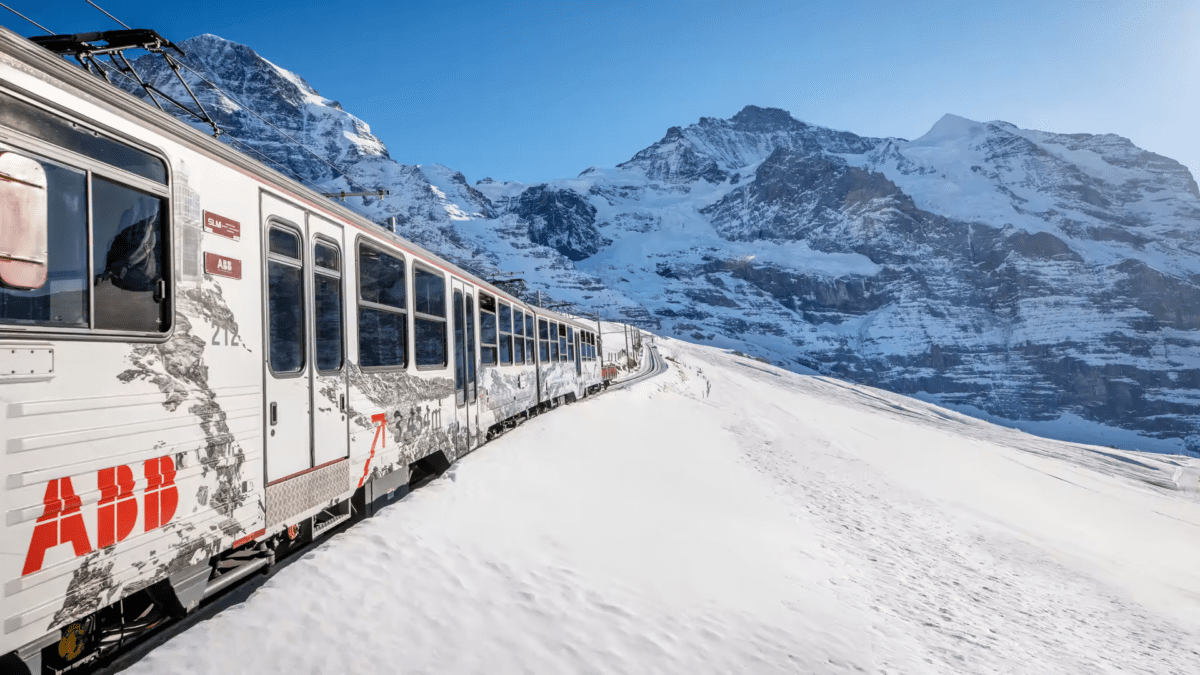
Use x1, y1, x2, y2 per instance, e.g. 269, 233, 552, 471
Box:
127, 338, 1200, 675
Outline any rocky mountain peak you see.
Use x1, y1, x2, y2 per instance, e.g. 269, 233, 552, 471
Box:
729, 105, 803, 131
117, 32, 1200, 455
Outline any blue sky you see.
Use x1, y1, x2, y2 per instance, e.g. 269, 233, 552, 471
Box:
7, 1, 1198, 185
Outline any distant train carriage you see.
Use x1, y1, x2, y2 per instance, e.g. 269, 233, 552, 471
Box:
0, 26, 606, 674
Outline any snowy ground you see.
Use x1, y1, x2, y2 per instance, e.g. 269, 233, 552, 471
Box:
129, 338, 1200, 675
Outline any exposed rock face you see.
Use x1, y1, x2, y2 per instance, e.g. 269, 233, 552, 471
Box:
119, 34, 1200, 454
513, 186, 609, 261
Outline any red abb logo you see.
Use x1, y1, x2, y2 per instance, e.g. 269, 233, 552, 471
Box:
22, 456, 179, 576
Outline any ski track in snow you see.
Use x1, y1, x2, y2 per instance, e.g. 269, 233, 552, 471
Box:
129, 340, 1200, 675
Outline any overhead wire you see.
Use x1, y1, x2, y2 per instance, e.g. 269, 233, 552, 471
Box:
0, 2, 53, 34
25, 0, 403, 222
85, 0, 131, 29
93, 59, 333, 195
168, 62, 404, 219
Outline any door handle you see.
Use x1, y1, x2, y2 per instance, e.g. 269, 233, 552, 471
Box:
269, 402, 277, 426
339, 394, 346, 413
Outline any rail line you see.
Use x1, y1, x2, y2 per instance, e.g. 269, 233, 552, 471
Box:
607, 344, 667, 391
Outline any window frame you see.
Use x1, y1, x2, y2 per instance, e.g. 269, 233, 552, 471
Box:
511, 306, 524, 365
478, 291, 498, 366
0, 89, 174, 342
265, 220, 306, 378
525, 314, 535, 366
498, 301, 513, 366
411, 261, 448, 370
313, 235, 345, 374
539, 317, 550, 363
355, 238, 408, 372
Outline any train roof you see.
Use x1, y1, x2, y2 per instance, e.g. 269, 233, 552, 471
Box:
0, 25, 598, 332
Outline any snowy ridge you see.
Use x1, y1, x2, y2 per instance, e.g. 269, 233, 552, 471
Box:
119, 34, 1200, 454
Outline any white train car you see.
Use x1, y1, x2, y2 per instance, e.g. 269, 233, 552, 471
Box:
0, 26, 602, 674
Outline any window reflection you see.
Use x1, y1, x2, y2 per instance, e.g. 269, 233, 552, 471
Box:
91, 177, 167, 332
315, 273, 343, 372
0, 158, 88, 327
268, 260, 304, 373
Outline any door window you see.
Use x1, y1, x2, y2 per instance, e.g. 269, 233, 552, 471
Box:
465, 294, 477, 403
314, 240, 344, 372
267, 226, 304, 374
454, 290, 465, 406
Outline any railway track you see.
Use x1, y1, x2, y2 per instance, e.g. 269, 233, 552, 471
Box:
607, 344, 667, 391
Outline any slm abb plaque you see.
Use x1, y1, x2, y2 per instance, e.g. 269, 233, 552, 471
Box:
204, 252, 242, 280
203, 211, 241, 240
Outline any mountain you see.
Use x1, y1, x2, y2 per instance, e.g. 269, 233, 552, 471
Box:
115, 35, 1200, 455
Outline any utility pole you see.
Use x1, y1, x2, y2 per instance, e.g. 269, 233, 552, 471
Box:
624, 322, 630, 367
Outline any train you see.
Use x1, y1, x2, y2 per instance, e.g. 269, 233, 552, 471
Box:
0, 25, 616, 674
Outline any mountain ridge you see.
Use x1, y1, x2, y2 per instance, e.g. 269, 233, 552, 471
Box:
116, 33, 1200, 455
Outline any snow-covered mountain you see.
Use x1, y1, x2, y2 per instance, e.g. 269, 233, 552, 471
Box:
118, 35, 1200, 455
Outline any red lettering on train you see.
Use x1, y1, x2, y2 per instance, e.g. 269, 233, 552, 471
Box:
143, 456, 178, 532
97, 465, 138, 548
358, 413, 389, 488
21, 456, 180, 576
22, 477, 93, 576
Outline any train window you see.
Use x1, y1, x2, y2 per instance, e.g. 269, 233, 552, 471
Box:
526, 314, 535, 365
314, 241, 340, 272
549, 322, 559, 361
454, 291, 465, 405
358, 243, 406, 369
465, 293, 477, 402
567, 327, 575, 363
558, 324, 567, 362
479, 292, 497, 366
0, 92, 168, 184
413, 266, 447, 368
512, 307, 524, 364
314, 240, 343, 372
0, 104, 171, 337
0, 152, 48, 291
539, 318, 550, 362
498, 302, 513, 365
269, 228, 300, 258
91, 177, 169, 332
0, 154, 87, 327
267, 226, 304, 374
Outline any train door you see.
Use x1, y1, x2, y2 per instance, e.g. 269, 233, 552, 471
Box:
262, 195, 311, 483
309, 215, 349, 467
451, 279, 478, 454
572, 326, 582, 376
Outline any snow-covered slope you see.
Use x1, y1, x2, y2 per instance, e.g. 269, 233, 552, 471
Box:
119, 35, 1200, 454
125, 338, 1200, 674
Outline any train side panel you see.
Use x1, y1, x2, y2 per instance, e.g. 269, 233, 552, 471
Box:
0, 59, 268, 656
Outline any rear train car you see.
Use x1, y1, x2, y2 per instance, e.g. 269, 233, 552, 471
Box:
0, 27, 602, 674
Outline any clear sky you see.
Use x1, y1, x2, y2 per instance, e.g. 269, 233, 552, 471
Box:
7, 1, 1198, 185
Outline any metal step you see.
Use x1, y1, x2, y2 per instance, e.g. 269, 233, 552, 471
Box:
312, 512, 351, 538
